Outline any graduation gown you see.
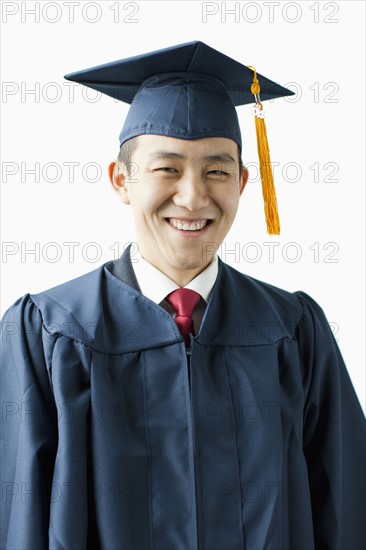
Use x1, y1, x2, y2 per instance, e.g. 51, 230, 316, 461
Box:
1, 246, 365, 550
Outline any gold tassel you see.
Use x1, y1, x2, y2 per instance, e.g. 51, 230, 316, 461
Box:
247, 66, 280, 235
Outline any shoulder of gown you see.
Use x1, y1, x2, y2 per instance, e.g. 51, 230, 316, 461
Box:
1, 257, 332, 350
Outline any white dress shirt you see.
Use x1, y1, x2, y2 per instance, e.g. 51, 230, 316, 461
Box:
131, 248, 219, 336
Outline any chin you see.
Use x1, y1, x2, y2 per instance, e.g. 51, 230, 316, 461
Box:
159, 244, 211, 271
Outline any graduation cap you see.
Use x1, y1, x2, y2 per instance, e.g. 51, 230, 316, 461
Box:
65, 41, 294, 234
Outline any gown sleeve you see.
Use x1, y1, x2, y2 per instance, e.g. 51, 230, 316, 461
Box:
1, 295, 58, 550
296, 291, 366, 550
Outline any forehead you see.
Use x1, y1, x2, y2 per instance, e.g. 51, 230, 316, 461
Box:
133, 135, 239, 161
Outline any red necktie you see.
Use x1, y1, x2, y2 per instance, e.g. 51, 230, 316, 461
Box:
166, 288, 201, 346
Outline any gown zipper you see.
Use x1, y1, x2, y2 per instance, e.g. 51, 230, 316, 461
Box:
184, 335, 198, 549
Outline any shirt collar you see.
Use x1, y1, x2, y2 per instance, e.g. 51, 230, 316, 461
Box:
132, 247, 218, 305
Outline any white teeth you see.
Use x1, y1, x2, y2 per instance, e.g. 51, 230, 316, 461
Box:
169, 219, 208, 231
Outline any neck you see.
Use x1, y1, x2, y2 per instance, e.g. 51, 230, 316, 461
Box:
137, 247, 213, 287
162, 264, 211, 287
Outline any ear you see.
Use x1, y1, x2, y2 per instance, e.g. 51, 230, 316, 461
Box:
239, 166, 249, 196
108, 161, 131, 205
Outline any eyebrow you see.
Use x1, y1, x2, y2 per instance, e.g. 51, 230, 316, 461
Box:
148, 151, 237, 163
148, 151, 185, 160
204, 154, 237, 164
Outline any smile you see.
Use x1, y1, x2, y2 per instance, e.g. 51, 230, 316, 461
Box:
167, 218, 212, 232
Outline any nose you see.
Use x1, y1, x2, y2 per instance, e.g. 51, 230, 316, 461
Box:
173, 171, 210, 212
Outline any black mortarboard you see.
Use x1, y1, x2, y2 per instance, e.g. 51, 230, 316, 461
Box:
65, 41, 294, 234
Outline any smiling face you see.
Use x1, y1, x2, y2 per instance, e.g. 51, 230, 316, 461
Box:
109, 135, 248, 286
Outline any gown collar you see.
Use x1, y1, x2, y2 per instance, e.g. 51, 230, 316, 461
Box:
104, 245, 300, 350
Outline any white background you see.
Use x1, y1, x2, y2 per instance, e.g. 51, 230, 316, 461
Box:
1, 0, 365, 409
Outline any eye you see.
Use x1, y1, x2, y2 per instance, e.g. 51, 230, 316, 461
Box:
153, 167, 178, 173
207, 170, 229, 175
206, 170, 230, 178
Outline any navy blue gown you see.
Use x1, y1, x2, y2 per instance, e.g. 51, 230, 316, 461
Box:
1, 246, 365, 549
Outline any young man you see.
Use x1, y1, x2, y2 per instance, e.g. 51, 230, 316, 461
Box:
1, 42, 365, 550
